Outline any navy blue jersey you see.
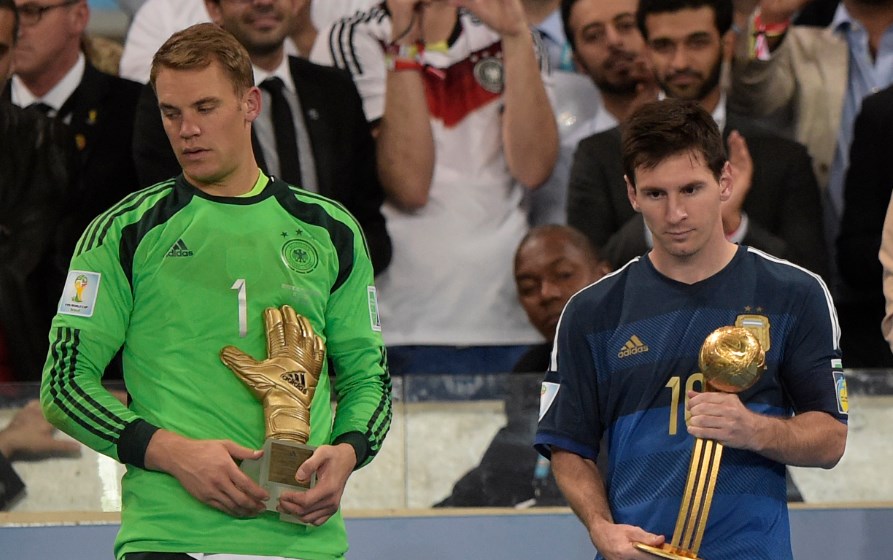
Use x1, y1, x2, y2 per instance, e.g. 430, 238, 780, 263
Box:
535, 246, 848, 560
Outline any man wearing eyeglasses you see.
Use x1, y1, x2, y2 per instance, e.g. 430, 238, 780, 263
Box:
4, 0, 142, 270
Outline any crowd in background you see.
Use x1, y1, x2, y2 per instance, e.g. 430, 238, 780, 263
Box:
0, 0, 890, 513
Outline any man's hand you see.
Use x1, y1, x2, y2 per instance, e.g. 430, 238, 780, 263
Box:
277, 442, 357, 526
145, 429, 269, 517
590, 521, 665, 560
723, 130, 753, 236
686, 391, 761, 450
0, 400, 80, 459
451, 0, 529, 39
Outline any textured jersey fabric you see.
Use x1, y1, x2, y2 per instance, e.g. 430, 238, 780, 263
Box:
41, 172, 391, 560
536, 246, 847, 560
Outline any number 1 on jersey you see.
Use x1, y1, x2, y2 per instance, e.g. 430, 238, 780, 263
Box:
231, 279, 247, 338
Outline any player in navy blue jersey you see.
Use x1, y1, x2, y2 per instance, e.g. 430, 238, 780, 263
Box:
535, 98, 848, 560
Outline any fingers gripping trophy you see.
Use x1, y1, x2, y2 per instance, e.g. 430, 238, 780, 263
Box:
636, 326, 766, 560
219, 305, 326, 522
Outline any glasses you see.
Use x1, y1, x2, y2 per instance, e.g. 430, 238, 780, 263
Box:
17, 0, 79, 27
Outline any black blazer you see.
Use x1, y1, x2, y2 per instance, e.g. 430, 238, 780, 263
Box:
4, 63, 143, 256
566, 112, 828, 279
837, 85, 893, 293
133, 56, 392, 274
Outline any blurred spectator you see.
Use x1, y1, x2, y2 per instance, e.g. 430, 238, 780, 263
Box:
436, 225, 609, 507
524, 0, 573, 71
730, 0, 893, 365
0, 400, 80, 510
5, 0, 142, 264
118, 0, 377, 83
854, 86, 893, 356
0, 0, 78, 384
525, 0, 657, 226
311, 0, 558, 375
132, 0, 391, 273
568, 0, 827, 280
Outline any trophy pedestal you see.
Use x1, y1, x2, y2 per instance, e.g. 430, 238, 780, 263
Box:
635, 543, 703, 559
240, 438, 317, 524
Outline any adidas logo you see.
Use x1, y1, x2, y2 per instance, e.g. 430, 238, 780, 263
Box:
618, 335, 649, 358
166, 239, 194, 257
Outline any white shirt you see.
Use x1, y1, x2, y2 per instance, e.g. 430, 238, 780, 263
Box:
11, 52, 85, 121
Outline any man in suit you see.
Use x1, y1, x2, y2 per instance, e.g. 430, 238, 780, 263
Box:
132, 0, 392, 274
6, 0, 142, 259
567, 0, 827, 280
842, 85, 893, 366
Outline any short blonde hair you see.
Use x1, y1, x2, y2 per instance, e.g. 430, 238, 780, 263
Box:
150, 23, 254, 95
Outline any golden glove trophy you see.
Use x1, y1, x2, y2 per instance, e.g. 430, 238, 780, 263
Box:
220, 304, 325, 523
635, 326, 766, 559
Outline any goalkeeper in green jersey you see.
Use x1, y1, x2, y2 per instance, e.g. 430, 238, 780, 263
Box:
40, 22, 391, 560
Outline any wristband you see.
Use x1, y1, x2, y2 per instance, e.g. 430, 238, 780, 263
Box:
750, 8, 791, 60
384, 41, 424, 72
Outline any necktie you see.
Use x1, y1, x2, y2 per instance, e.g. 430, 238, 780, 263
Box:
27, 102, 55, 117
260, 77, 302, 185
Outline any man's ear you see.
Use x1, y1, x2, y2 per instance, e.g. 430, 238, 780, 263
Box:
244, 86, 262, 123
625, 174, 640, 212
719, 161, 733, 202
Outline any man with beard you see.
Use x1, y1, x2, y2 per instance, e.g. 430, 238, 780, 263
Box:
523, 0, 658, 226
132, 0, 392, 274
730, 0, 893, 368
566, 0, 827, 286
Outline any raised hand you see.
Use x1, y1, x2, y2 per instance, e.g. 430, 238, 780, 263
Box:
723, 130, 753, 237
220, 305, 326, 443
450, 0, 529, 39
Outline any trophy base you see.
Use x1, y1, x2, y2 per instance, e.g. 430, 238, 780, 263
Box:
634, 543, 703, 560
240, 438, 317, 524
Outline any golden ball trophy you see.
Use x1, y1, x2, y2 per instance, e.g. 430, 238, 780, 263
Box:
220, 304, 325, 524
635, 326, 766, 559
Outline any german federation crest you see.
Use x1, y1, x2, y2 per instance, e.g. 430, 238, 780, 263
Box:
473, 57, 504, 93
281, 239, 319, 274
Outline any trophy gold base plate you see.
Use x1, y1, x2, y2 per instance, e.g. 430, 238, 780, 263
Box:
240, 438, 317, 524
635, 543, 703, 560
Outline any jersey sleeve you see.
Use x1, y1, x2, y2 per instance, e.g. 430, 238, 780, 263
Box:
309, 13, 388, 123
535, 294, 603, 461
322, 205, 391, 469
39, 215, 153, 466
779, 273, 848, 422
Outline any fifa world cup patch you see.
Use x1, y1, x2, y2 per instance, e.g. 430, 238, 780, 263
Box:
58, 270, 101, 317
539, 382, 560, 421
367, 286, 382, 332
832, 369, 848, 415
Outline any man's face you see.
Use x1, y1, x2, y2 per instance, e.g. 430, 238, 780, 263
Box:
626, 151, 731, 264
643, 6, 723, 102
13, 0, 86, 81
515, 232, 607, 341
568, 0, 649, 95
0, 9, 14, 89
205, 0, 300, 58
155, 61, 259, 189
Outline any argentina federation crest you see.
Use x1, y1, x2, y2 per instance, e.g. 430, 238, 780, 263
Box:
735, 314, 771, 353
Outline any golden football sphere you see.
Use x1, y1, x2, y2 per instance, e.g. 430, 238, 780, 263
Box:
698, 326, 765, 393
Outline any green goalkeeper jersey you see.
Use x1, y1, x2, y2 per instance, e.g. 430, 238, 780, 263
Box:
40, 172, 391, 560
